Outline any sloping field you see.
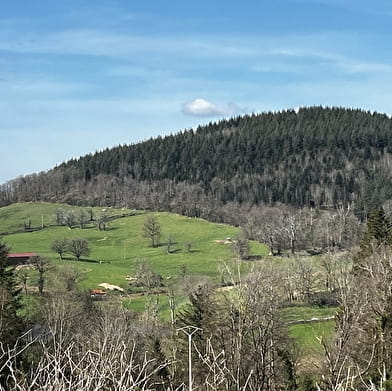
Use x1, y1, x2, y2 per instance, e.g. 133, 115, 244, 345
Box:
0, 202, 268, 289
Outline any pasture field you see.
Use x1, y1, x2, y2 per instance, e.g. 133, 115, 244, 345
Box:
0, 202, 268, 290
290, 320, 335, 355
0, 202, 132, 233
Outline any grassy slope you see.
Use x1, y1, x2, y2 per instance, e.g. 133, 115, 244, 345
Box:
290, 320, 334, 357
0, 202, 131, 233
285, 306, 336, 356
1, 202, 268, 289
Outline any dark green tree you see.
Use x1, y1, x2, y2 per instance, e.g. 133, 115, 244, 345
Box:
355, 208, 392, 264
149, 337, 171, 389
0, 242, 24, 347
176, 284, 217, 386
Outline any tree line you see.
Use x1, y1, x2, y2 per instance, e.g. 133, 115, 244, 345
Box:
2, 107, 392, 219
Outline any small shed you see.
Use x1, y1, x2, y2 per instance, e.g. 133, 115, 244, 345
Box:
6, 252, 37, 266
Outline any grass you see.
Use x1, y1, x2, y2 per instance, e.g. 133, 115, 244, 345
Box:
283, 305, 336, 355
290, 320, 334, 355
1, 203, 269, 291
282, 306, 337, 323
0, 202, 133, 233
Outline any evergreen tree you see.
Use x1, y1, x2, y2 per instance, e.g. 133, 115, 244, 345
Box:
0, 242, 25, 390
355, 209, 392, 264
176, 284, 217, 384
354, 208, 392, 273
149, 337, 170, 390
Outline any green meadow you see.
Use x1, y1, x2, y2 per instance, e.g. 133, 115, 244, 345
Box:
290, 320, 335, 355
0, 202, 268, 290
0, 202, 130, 233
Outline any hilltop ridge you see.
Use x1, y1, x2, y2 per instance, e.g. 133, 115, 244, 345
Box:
2, 106, 392, 217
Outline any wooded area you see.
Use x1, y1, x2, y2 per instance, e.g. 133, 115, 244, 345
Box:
1, 209, 392, 390
2, 107, 392, 220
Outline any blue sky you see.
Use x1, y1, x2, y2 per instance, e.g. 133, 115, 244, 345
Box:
1, 0, 392, 183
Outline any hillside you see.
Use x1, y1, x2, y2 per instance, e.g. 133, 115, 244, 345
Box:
2, 107, 392, 218
0, 202, 267, 290
0, 201, 337, 363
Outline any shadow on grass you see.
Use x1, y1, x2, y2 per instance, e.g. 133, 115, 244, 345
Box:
155, 242, 173, 248
166, 249, 181, 254
62, 257, 111, 264
98, 226, 119, 232
244, 255, 263, 261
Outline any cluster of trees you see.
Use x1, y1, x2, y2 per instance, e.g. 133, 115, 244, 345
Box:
2, 205, 392, 389
315, 209, 392, 390
138, 209, 392, 390
142, 215, 192, 255
51, 238, 90, 261
54, 208, 110, 231
1, 107, 392, 219
0, 241, 163, 390
243, 203, 362, 255
139, 203, 362, 257
0, 239, 302, 390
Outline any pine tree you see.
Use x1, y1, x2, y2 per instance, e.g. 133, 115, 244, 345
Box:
0, 242, 24, 389
355, 209, 392, 266
176, 284, 217, 384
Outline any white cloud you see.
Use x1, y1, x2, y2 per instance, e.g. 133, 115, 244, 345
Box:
182, 98, 245, 117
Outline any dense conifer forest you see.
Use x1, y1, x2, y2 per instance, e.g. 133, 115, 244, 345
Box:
2, 106, 392, 218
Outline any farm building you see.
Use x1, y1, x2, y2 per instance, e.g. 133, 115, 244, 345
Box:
6, 252, 37, 266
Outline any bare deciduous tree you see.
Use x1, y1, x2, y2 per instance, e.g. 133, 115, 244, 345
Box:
17, 268, 29, 295
0, 305, 171, 391
143, 215, 161, 248
50, 238, 69, 260
96, 210, 110, 231
63, 210, 76, 229
31, 255, 50, 295
68, 238, 90, 261
77, 208, 88, 229
230, 231, 250, 260
295, 257, 316, 302
282, 211, 300, 255
320, 247, 392, 391
166, 234, 175, 254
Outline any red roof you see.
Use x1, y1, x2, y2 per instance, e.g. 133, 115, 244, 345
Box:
90, 289, 106, 295
7, 253, 37, 258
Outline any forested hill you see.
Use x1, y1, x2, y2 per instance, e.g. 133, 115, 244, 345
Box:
2, 106, 392, 218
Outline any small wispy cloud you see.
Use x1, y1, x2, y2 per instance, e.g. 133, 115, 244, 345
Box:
268, 48, 392, 75
182, 98, 246, 117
